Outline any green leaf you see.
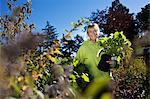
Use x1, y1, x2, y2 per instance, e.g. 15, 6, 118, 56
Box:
81, 73, 89, 82
71, 22, 75, 26
117, 56, 121, 63
73, 59, 79, 67
70, 74, 76, 82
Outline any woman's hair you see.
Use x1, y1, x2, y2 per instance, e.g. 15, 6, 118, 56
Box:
87, 24, 95, 34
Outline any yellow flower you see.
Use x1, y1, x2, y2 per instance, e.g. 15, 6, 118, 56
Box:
63, 41, 68, 44
46, 55, 56, 63
54, 48, 61, 54
18, 76, 24, 82
32, 71, 42, 80
22, 85, 28, 91
64, 32, 71, 39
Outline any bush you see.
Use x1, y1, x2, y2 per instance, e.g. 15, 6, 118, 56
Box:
112, 56, 148, 98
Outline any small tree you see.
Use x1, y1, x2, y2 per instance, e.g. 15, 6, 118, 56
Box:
0, 0, 34, 44
104, 0, 137, 41
136, 4, 150, 33
41, 21, 58, 49
60, 18, 87, 65
89, 0, 138, 41
60, 34, 83, 58
26, 21, 60, 92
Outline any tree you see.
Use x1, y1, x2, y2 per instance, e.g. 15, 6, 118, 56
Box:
60, 34, 83, 58
40, 21, 58, 51
26, 21, 60, 92
59, 18, 87, 65
136, 4, 150, 32
104, 0, 138, 40
135, 4, 150, 98
0, 0, 41, 98
0, 0, 34, 45
89, 8, 108, 33
89, 0, 138, 41
74, 34, 84, 51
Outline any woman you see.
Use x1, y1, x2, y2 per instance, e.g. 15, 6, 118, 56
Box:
74, 23, 114, 99
75, 23, 110, 78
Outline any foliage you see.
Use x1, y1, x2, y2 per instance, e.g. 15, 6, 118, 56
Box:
0, 0, 74, 98
98, 31, 131, 65
0, 0, 40, 98
41, 21, 58, 48
0, 0, 149, 98
97, 30, 148, 98
60, 17, 87, 65
70, 59, 93, 91
110, 34, 148, 98
25, 50, 54, 92
0, 0, 34, 44
60, 34, 83, 58
112, 56, 148, 98
136, 4, 150, 31
64, 17, 90, 33
89, 8, 108, 33
0, 32, 44, 98
25, 21, 62, 93
89, 0, 138, 41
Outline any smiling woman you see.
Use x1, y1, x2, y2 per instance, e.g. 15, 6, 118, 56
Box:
74, 23, 110, 81
0, 0, 149, 98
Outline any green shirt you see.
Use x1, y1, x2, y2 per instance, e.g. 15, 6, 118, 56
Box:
75, 40, 109, 79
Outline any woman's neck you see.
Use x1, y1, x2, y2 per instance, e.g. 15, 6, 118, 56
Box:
90, 39, 96, 43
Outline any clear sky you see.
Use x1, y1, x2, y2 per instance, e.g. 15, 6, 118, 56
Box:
0, 0, 149, 39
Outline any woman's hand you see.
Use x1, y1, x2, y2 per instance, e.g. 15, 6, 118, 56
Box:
106, 60, 117, 68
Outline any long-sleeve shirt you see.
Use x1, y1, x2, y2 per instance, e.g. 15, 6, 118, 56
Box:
75, 40, 109, 79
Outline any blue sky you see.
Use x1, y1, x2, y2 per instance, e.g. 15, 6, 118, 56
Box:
0, 0, 149, 39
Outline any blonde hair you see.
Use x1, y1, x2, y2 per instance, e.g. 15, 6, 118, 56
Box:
93, 23, 100, 37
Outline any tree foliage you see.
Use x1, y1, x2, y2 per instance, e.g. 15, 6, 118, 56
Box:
60, 18, 88, 65
41, 21, 58, 49
136, 4, 150, 32
89, 0, 138, 41
25, 21, 61, 93
60, 34, 83, 58
0, 0, 34, 44
89, 8, 108, 33
0, 0, 149, 98
112, 56, 148, 98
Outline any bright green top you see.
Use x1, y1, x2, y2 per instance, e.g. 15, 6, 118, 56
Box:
75, 40, 109, 79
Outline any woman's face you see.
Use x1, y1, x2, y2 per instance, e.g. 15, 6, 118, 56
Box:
87, 27, 97, 42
